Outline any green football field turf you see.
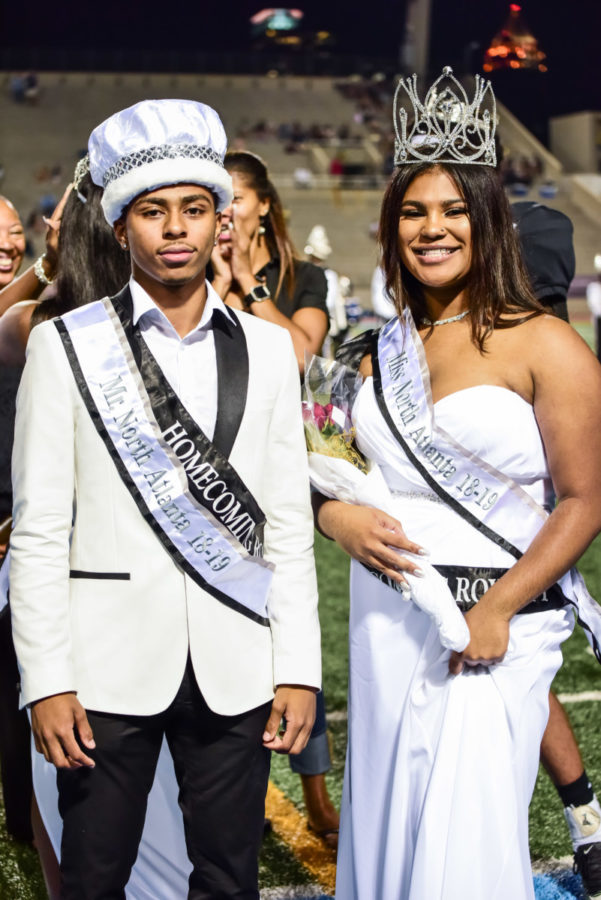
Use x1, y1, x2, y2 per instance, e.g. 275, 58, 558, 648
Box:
1, 531, 600, 897
1, 322, 599, 896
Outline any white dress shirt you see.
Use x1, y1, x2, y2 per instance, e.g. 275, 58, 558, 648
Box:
130, 277, 235, 440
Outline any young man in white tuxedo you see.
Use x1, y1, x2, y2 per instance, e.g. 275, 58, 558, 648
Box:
9, 99, 321, 899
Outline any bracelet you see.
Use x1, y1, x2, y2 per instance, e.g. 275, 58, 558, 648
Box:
33, 254, 54, 286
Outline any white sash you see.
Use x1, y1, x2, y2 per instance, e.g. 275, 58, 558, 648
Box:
374, 311, 601, 659
0, 551, 8, 614
59, 299, 273, 623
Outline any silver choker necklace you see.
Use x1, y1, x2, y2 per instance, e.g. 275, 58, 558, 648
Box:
422, 310, 470, 327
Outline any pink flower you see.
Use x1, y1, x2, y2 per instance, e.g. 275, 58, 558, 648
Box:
314, 402, 334, 430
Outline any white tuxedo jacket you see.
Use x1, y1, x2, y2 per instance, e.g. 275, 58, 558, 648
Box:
10, 295, 321, 716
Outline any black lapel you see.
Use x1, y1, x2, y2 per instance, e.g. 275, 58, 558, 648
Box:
111, 286, 248, 459
111, 284, 135, 334
212, 308, 249, 459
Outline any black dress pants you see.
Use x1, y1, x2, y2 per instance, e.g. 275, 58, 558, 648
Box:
57, 658, 271, 900
0, 606, 34, 842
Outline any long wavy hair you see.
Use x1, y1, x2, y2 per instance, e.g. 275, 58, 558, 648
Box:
379, 162, 543, 350
224, 150, 297, 300
31, 172, 130, 327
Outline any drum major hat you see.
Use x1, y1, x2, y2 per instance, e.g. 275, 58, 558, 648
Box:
304, 225, 332, 261
88, 99, 234, 225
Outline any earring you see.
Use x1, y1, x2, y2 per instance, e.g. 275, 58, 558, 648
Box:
258, 214, 266, 245
121, 241, 128, 250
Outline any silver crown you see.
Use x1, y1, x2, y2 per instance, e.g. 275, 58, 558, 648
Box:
393, 66, 497, 168
72, 154, 90, 190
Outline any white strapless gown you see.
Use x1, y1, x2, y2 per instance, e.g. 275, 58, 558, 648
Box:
335, 383, 574, 900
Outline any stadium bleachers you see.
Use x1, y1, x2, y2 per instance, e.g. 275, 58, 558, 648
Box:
1, 71, 600, 307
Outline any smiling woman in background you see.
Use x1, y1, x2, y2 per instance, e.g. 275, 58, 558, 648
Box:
0, 197, 25, 289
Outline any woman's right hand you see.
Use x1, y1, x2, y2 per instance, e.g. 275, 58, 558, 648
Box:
316, 499, 426, 585
210, 238, 233, 299
448, 601, 510, 675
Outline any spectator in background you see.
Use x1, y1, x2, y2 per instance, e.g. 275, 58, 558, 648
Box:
512, 201, 574, 322
293, 166, 314, 189
23, 73, 39, 105
212, 151, 339, 847
0, 172, 128, 899
9, 74, 25, 103
212, 149, 329, 373
0, 197, 26, 289
329, 154, 344, 177
305, 224, 347, 355
586, 256, 601, 362
0, 197, 30, 855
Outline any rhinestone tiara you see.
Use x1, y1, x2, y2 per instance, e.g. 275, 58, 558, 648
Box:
72, 154, 90, 204
393, 66, 497, 168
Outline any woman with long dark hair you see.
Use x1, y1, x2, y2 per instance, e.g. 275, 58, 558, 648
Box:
30, 172, 131, 328
211, 150, 329, 373
212, 149, 339, 845
315, 69, 601, 898
0, 170, 130, 356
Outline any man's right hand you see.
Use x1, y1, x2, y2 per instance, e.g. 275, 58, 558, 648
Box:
31, 692, 96, 769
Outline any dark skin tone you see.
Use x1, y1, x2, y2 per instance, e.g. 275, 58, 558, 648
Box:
30, 182, 316, 769
0, 185, 70, 317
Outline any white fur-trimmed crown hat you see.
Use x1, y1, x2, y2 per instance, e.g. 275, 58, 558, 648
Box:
88, 99, 234, 224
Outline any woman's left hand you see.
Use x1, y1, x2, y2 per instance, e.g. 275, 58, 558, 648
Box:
448, 601, 510, 675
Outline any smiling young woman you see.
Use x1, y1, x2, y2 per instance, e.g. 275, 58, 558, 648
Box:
314, 70, 601, 900
379, 160, 542, 349
396, 168, 472, 300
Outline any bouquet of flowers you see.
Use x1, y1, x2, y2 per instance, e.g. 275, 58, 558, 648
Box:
303, 353, 367, 471
303, 354, 470, 653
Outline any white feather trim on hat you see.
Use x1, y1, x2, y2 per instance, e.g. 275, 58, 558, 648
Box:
100, 157, 233, 224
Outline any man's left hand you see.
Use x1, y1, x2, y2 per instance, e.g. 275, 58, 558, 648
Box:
262, 685, 317, 754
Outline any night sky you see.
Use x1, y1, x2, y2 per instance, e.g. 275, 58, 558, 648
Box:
3, 0, 600, 117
